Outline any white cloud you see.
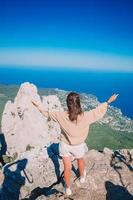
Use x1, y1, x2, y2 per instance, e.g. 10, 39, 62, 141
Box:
0, 48, 133, 71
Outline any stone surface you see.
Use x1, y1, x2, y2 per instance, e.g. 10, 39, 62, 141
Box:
1, 82, 62, 155
0, 148, 132, 200
0, 82, 133, 200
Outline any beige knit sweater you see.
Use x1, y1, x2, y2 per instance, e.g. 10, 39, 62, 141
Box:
39, 102, 108, 145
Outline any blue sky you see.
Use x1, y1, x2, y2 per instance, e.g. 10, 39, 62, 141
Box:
0, 0, 133, 71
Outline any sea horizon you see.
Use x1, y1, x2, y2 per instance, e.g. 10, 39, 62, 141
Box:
0, 66, 133, 119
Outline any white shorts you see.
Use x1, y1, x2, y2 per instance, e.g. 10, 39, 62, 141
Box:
59, 141, 88, 159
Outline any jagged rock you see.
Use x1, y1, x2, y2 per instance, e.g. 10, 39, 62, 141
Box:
0, 148, 133, 200
0, 82, 133, 200
42, 95, 64, 144
1, 82, 62, 155
130, 149, 133, 160
42, 95, 63, 112
103, 147, 113, 155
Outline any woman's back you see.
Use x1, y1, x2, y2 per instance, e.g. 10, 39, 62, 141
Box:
48, 102, 108, 145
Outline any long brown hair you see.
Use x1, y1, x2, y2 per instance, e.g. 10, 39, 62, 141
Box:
66, 92, 83, 121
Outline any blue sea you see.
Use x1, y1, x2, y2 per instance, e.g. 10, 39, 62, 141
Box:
0, 66, 133, 119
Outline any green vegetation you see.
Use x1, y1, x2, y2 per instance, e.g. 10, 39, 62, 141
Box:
3, 152, 18, 164
26, 144, 35, 151
87, 123, 133, 150
0, 84, 19, 125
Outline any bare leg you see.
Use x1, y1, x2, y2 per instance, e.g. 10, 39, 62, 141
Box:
77, 157, 85, 177
62, 156, 72, 188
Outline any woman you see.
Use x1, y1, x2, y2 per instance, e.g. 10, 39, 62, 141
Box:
32, 92, 118, 196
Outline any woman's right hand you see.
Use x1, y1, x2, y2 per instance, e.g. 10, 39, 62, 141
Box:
31, 101, 38, 107
107, 94, 119, 104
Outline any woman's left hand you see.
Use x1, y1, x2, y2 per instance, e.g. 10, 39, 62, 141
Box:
107, 94, 119, 104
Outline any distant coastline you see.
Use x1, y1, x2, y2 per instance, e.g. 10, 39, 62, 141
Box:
0, 66, 133, 118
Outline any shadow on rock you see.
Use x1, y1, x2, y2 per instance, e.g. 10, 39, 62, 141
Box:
0, 133, 7, 166
47, 143, 79, 184
22, 185, 64, 200
0, 158, 28, 200
22, 168, 65, 200
47, 143, 62, 181
105, 181, 133, 200
113, 151, 133, 172
110, 150, 133, 187
23, 143, 79, 200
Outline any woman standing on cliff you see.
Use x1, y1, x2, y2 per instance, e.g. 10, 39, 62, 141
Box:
32, 92, 118, 196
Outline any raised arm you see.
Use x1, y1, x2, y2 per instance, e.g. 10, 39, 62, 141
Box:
32, 101, 49, 118
32, 101, 60, 122
107, 94, 119, 104
86, 94, 119, 124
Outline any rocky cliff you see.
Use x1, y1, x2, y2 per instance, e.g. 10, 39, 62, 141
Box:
0, 147, 133, 200
1, 82, 63, 155
0, 82, 133, 200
